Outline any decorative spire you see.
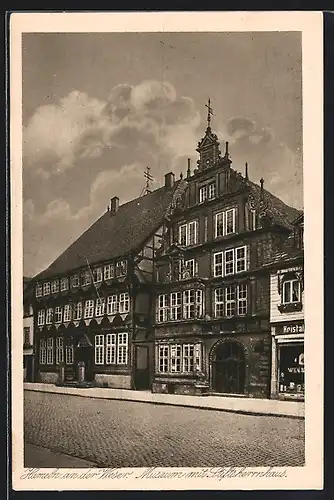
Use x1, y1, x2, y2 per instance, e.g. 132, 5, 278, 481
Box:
205, 97, 214, 129
187, 158, 191, 178
224, 141, 229, 158
260, 177, 264, 197
245, 162, 249, 180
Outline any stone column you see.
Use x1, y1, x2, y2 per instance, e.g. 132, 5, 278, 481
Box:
270, 325, 278, 398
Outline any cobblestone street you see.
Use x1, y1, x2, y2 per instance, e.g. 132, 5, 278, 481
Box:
24, 391, 305, 468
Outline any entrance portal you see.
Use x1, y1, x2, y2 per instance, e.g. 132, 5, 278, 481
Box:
213, 341, 246, 394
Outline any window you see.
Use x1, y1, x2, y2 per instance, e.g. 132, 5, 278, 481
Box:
43, 282, 50, 296
199, 185, 207, 203
225, 284, 248, 317
65, 345, 74, 365
225, 286, 236, 317
60, 277, 69, 291
183, 289, 203, 319
208, 183, 216, 199
157, 290, 203, 322
283, 279, 301, 304
178, 220, 198, 246
214, 208, 236, 238
63, 304, 72, 322
36, 284, 42, 298
24, 327, 30, 345
170, 292, 182, 320
225, 249, 235, 276
82, 270, 91, 286
37, 309, 45, 326
107, 295, 118, 315
157, 294, 169, 322
199, 183, 216, 203
73, 302, 82, 320
93, 267, 103, 283
54, 306, 62, 323
51, 280, 59, 294
180, 259, 197, 280
106, 334, 117, 364
39, 339, 46, 364
119, 293, 130, 313
183, 344, 194, 372
116, 260, 127, 277
157, 343, 202, 374
71, 275, 80, 288
214, 252, 223, 277
46, 308, 53, 325
56, 337, 64, 364
95, 335, 104, 364
84, 300, 94, 319
117, 333, 128, 364
46, 338, 54, 364
170, 345, 181, 372
213, 246, 248, 277
214, 288, 224, 318
104, 264, 114, 280
236, 246, 247, 273
250, 209, 257, 231
95, 298, 105, 317
158, 345, 169, 373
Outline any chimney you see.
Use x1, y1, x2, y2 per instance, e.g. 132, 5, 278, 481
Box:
110, 196, 119, 215
164, 172, 175, 188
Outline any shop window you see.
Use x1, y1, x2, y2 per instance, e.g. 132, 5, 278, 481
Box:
157, 343, 202, 374
65, 345, 74, 365
279, 344, 304, 396
46, 338, 54, 364
56, 337, 64, 365
39, 339, 46, 364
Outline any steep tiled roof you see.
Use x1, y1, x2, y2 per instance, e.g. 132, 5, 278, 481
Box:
35, 185, 176, 280
247, 180, 302, 229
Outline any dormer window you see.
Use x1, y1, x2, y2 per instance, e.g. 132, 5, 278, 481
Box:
43, 282, 50, 296
214, 208, 236, 238
36, 284, 42, 298
199, 182, 216, 203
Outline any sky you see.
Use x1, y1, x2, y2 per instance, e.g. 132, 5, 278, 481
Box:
22, 31, 303, 278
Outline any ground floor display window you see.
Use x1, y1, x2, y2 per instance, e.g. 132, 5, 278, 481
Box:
278, 344, 304, 395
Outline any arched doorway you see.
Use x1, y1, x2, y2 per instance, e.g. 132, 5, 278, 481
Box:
212, 341, 246, 394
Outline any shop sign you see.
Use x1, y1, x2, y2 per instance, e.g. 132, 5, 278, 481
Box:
283, 324, 304, 334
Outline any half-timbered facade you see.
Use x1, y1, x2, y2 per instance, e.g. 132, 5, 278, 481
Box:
32, 186, 179, 389
152, 117, 302, 398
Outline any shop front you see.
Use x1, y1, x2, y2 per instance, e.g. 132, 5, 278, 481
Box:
270, 321, 304, 400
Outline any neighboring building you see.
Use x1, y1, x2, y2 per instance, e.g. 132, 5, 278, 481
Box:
23, 277, 34, 382
152, 114, 302, 398
268, 214, 304, 400
32, 184, 185, 389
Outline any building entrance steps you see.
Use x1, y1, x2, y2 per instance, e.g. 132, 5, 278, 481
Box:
24, 383, 304, 419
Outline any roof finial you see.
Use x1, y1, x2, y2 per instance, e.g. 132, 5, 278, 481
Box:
187, 158, 191, 178
245, 162, 249, 180
260, 177, 264, 193
180, 172, 183, 180
224, 141, 229, 158
143, 165, 153, 195
205, 97, 214, 129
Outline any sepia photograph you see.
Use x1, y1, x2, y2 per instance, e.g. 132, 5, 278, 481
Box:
11, 11, 323, 491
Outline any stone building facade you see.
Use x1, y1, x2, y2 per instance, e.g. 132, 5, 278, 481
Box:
152, 119, 302, 398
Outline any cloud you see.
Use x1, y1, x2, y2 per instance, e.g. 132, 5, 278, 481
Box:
24, 80, 200, 178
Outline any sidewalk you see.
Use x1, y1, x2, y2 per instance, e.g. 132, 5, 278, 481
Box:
24, 383, 304, 419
